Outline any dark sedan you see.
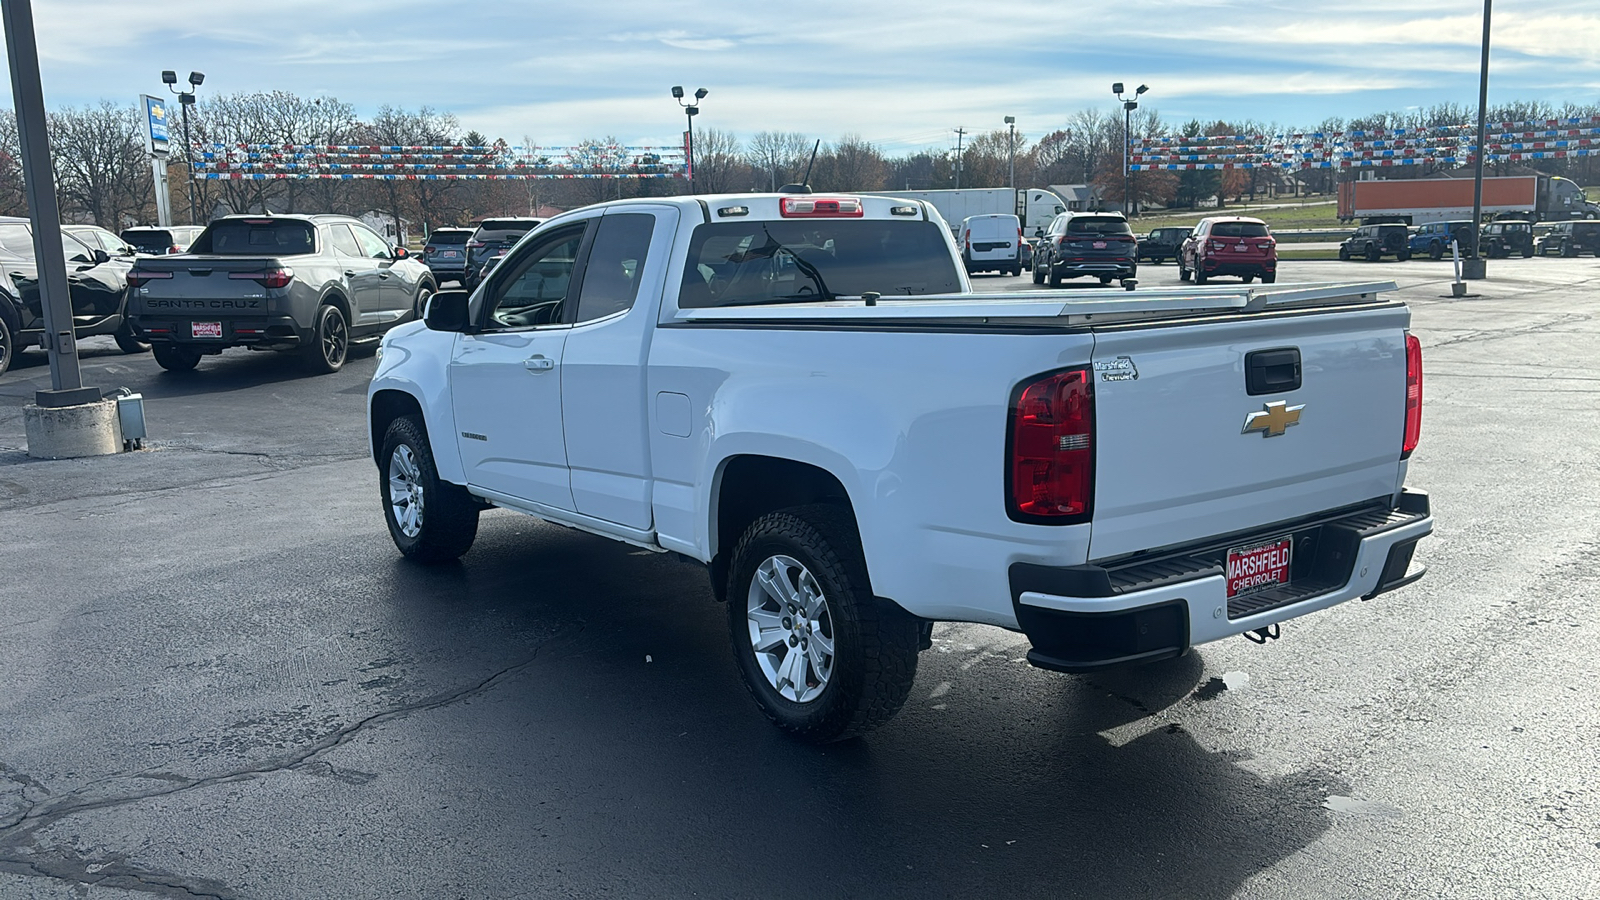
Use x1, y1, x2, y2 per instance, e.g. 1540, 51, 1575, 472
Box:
0, 217, 146, 376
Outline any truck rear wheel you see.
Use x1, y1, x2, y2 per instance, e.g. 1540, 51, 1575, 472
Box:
1429, 242, 1444, 260
303, 303, 349, 374
380, 414, 479, 563
152, 342, 201, 372
727, 505, 921, 743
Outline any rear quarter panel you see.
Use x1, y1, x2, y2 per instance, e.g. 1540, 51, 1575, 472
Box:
647, 325, 1098, 626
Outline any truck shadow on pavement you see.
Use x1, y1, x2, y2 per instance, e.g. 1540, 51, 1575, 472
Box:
367, 515, 1349, 900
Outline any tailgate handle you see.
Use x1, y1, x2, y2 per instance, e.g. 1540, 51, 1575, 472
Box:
1246, 348, 1301, 395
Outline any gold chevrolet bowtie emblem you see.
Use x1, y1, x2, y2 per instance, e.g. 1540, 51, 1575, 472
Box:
1242, 401, 1304, 438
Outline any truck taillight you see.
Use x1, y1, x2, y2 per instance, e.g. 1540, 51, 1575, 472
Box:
779, 196, 863, 217
1007, 368, 1094, 523
229, 268, 294, 289
126, 269, 172, 287
1402, 332, 1422, 458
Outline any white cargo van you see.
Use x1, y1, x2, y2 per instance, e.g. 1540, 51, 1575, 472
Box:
960, 213, 1022, 275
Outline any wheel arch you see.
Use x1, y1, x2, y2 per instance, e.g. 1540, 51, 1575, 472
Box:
317, 287, 353, 323
369, 388, 426, 467
707, 454, 858, 603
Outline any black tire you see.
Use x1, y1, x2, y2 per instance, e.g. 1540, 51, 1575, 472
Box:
1429, 242, 1444, 261
1031, 260, 1045, 285
1261, 272, 1276, 284
1241, 274, 1254, 284
1561, 243, 1577, 258
0, 314, 12, 377
1339, 245, 1351, 261
1521, 246, 1533, 259
1048, 267, 1063, 288
113, 319, 149, 354
151, 342, 201, 372
1194, 266, 1208, 285
726, 504, 921, 743
1098, 275, 1113, 285
303, 303, 349, 374
413, 284, 435, 320
1178, 257, 1191, 282
1365, 245, 1381, 262
380, 414, 479, 563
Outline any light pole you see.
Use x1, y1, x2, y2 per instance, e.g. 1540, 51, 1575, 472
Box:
1005, 116, 1016, 189
954, 127, 967, 189
1113, 82, 1147, 216
163, 70, 204, 223
1464, 0, 1492, 278
672, 86, 706, 194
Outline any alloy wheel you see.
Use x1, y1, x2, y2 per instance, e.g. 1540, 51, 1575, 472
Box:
322, 309, 348, 367
388, 444, 424, 538
746, 554, 836, 704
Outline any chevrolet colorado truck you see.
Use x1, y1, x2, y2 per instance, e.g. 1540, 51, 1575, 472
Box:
367, 192, 1433, 742
127, 214, 435, 373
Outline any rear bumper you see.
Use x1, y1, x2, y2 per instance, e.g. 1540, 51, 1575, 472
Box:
1009, 490, 1433, 673
1199, 256, 1275, 276
131, 314, 307, 350
1052, 259, 1136, 278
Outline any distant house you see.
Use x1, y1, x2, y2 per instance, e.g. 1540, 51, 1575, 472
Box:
359, 211, 413, 246
1049, 184, 1105, 212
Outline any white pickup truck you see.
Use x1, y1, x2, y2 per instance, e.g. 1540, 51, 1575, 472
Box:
367, 192, 1433, 742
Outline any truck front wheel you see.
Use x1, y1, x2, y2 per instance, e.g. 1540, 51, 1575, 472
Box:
727, 505, 921, 743
380, 415, 479, 563
304, 303, 349, 374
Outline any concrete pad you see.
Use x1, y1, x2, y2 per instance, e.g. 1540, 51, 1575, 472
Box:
23, 398, 121, 460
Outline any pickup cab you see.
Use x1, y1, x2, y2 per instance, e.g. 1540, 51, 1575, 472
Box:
367, 192, 1433, 742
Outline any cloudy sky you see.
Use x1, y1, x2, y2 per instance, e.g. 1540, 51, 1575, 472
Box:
8, 0, 1599, 151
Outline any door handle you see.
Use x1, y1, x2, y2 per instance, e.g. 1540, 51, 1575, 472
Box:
524, 355, 556, 372
379, 272, 390, 279
343, 270, 356, 277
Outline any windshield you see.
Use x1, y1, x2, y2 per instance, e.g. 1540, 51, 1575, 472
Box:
1064, 217, 1132, 236
1211, 222, 1270, 238
191, 220, 317, 255
680, 220, 962, 308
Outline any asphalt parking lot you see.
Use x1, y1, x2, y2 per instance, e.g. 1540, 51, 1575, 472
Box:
2, 254, 1598, 898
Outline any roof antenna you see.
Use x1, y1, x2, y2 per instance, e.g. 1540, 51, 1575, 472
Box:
779, 139, 822, 194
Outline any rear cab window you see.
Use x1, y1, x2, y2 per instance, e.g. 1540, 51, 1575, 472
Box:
192, 220, 317, 255
679, 219, 962, 309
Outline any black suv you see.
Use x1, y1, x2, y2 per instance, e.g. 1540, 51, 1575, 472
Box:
0, 216, 146, 376
1340, 224, 1411, 262
1480, 220, 1534, 258
465, 218, 544, 289
1534, 220, 1600, 257
1030, 212, 1137, 287
1137, 226, 1191, 264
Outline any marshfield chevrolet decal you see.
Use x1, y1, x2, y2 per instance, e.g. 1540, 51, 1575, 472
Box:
1094, 356, 1139, 382
1242, 401, 1304, 438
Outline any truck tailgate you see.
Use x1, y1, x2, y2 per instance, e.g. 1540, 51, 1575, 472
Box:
129, 256, 287, 315
1087, 304, 1409, 561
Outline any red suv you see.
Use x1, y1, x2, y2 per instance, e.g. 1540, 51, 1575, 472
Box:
1180, 216, 1276, 284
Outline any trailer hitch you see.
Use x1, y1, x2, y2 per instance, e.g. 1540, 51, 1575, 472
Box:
1243, 624, 1281, 645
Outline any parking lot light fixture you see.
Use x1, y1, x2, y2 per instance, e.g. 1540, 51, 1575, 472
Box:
167, 69, 204, 224
673, 86, 707, 194
1114, 82, 1148, 217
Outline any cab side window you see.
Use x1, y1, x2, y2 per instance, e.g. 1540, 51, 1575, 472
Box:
326, 224, 363, 257
484, 225, 586, 330
351, 225, 392, 259
574, 214, 654, 323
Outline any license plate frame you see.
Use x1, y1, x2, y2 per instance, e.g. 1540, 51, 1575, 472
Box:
191, 321, 223, 339
1226, 536, 1293, 598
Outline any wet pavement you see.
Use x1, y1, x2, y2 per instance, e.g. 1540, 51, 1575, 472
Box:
2, 254, 1597, 898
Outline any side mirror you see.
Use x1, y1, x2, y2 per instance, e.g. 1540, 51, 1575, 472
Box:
93, 249, 111, 265
393, 246, 409, 259
424, 289, 471, 332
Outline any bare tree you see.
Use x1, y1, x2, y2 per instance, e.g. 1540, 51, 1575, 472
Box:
690, 127, 747, 193
746, 131, 812, 190
49, 101, 151, 227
